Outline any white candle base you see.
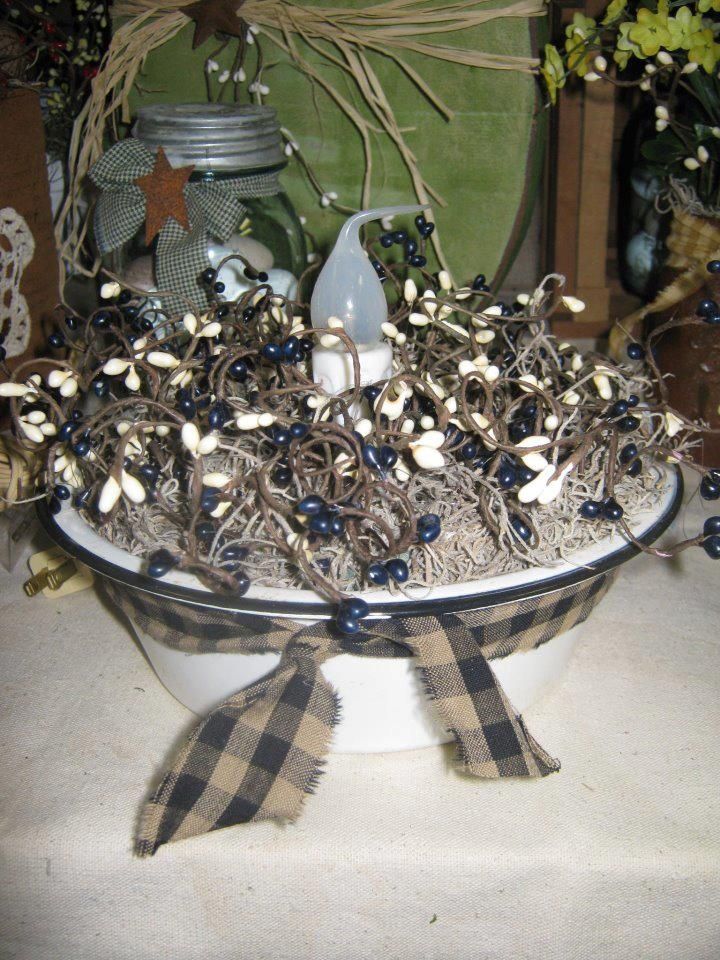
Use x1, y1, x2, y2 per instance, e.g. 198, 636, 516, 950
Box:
312, 341, 393, 398
312, 342, 392, 423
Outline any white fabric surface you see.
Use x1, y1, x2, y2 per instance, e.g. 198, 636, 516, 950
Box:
1, 492, 719, 960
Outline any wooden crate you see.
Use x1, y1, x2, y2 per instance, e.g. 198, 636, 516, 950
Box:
0, 88, 59, 368
542, 0, 640, 338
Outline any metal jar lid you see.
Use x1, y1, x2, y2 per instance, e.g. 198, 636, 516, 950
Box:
132, 103, 285, 172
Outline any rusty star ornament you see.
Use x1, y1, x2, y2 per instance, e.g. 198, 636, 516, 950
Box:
134, 147, 195, 245
181, 0, 246, 50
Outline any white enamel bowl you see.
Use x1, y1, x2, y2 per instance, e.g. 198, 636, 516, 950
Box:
39, 470, 681, 753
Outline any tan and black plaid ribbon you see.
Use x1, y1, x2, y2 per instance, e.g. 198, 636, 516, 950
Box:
89, 138, 281, 314
103, 572, 615, 856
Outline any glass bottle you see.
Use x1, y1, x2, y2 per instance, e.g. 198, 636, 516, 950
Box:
617, 105, 671, 299
110, 102, 306, 305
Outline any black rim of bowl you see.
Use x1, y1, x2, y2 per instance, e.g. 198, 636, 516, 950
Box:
37, 467, 684, 621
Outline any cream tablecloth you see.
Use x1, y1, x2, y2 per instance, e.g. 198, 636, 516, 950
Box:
1, 492, 719, 960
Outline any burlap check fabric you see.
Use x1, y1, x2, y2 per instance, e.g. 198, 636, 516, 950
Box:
103, 572, 614, 856
89, 138, 281, 314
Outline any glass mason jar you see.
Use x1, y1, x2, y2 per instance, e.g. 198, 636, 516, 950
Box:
107, 103, 306, 308
617, 105, 671, 300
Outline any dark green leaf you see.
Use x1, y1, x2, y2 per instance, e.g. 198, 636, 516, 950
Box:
688, 71, 720, 124
640, 133, 685, 164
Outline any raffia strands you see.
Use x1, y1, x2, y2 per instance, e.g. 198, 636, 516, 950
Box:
610, 204, 720, 356
57, 0, 546, 280
0, 435, 41, 510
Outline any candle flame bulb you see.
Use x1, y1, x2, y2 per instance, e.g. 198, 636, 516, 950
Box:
311, 205, 424, 345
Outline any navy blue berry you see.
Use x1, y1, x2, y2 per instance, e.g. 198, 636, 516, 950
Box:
700, 476, 720, 501
497, 465, 517, 489
367, 563, 389, 586
702, 535, 720, 559
697, 298, 718, 317
228, 358, 248, 382
602, 497, 624, 521
703, 516, 720, 536
386, 558, 409, 583
417, 513, 441, 543
618, 415, 640, 433
309, 512, 332, 535
510, 515, 532, 542
620, 443, 638, 464
290, 422, 309, 439
262, 343, 283, 362
195, 520, 215, 541
340, 597, 370, 620
273, 466, 292, 487
362, 444, 382, 470
380, 445, 398, 470
298, 495, 325, 515
147, 549, 176, 578
336, 612, 360, 635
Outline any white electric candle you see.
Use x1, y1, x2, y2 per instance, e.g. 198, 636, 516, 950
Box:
310, 205, 425, 402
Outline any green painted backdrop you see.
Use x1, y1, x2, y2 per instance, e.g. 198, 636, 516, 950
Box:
127, 2, 546, 286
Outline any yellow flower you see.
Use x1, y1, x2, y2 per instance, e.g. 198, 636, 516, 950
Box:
628, 4, 672, 57
666, 5, 703, 51
613, 48, 632, 69
688, 26, 720, 72
563, 12, 597, 76
602, 0, 627, 25
614, 21, 640, 68
699, 0, 720, 12
568, 47, 597, 76
565, 12, 597, 42
565, 37, 596, 76
541, 43, 566, 104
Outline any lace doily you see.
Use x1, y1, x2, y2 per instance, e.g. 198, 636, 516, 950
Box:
0, 206, 35, 358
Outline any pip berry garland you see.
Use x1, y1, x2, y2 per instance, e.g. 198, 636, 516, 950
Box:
1, 216, 719, 636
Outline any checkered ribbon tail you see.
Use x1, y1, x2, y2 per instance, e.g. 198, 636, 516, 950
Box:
89, 138, 281, 315
103, 572, 615, 856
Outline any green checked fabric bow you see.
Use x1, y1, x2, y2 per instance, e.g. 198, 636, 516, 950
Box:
89, 138, 281, 314
103, 571, 616, 857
